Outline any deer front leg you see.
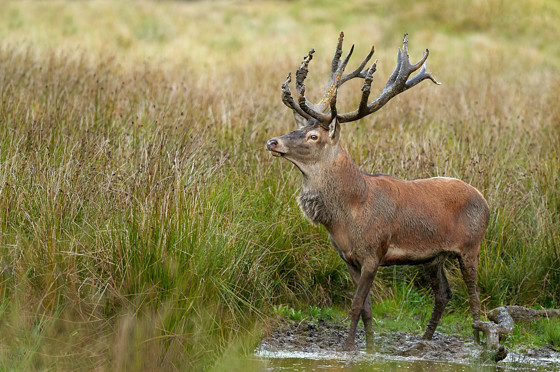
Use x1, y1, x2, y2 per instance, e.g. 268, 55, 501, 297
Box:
346, 262, 374, 351
345, 261, 378, 351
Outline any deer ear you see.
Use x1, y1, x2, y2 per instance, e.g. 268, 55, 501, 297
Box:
328, 118, 339, 141
293, 112, 308, 128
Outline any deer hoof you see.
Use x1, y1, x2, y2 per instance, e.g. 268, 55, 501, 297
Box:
422, 330, 434, 340
342, 340, 355, 352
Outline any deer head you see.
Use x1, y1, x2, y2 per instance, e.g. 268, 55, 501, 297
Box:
267, 32, 440, 174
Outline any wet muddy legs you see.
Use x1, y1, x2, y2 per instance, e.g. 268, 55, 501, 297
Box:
422, 256, 453, 340
459, 249, 481, 344
345, 262, 376, 351
422, 250, 481, 343
343, 248, 481, 350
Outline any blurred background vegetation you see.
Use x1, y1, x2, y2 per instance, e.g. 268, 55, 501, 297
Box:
0, 0, 558, 370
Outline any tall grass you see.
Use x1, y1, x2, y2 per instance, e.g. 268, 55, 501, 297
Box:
0, 44, 348, 370
0, 0, 558, 369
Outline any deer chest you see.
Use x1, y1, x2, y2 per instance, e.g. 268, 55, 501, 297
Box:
297, 191, 332, 226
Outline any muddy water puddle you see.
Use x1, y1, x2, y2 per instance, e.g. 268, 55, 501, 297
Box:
255, 320, 560, 371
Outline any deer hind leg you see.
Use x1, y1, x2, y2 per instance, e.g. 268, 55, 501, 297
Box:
459, 247, 481, 343
346, 263, 374, 351
345, 261, 378, 351
422, 255, 453, 340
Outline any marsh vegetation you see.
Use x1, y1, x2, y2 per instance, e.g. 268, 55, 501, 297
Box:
0, 0, 558, 370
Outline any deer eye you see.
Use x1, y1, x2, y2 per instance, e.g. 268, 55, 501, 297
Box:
309, 134, 318, 141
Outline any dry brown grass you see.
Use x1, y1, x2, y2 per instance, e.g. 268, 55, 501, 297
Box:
0, 0, 558, 369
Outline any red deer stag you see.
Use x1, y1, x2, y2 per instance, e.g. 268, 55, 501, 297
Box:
266, 33, 489, 351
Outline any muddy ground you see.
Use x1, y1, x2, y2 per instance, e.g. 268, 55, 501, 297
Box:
257, 318, 560, 369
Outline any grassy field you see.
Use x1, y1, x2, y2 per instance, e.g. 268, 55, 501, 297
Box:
0, 0, 559, 370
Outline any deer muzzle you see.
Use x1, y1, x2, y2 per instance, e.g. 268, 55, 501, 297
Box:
267, 138, 284, 157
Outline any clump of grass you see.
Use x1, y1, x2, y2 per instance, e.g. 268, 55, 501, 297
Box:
272, 304, 346, 323
545, 321, 560, 350
502, 318, 560, 351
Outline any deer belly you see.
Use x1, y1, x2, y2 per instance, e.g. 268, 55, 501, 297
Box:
380, 245, 437, 266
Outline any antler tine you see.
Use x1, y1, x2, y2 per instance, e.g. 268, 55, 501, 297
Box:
384, 34, 430, 89
315, 44, 355, 122
298, 86, 332, 125
329, 86, 338, 121
339, 45, 375, 85
282, 72, 313, 120
298, 41, 356, 127
296, 49, 315, 91
358, 60, 377, 112
330, 32, 344, 77
337, 33, 440, 123
405, 59, 442, 89
411, 48, 429, 72
336, 45, 355, 86
401, 33, 429, 72
402, 33, 410, 61
293, 48, 333, 124
327, 44, 355, 122
385, 47, 403, 88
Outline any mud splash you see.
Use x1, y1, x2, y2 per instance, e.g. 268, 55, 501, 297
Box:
255, 319, 560, 371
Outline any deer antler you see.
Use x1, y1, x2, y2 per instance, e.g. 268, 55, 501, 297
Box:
281, 32, 440, 127
338, 34, 440, 123
282, 32, 370, 128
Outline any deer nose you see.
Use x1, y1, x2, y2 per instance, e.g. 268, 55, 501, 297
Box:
266, 139, 278, 151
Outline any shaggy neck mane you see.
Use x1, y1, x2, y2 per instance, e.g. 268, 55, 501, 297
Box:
297, 146, 366, 227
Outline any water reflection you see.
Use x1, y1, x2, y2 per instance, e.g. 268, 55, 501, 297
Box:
255, 349, 560, 371
256, 351, 486, 371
